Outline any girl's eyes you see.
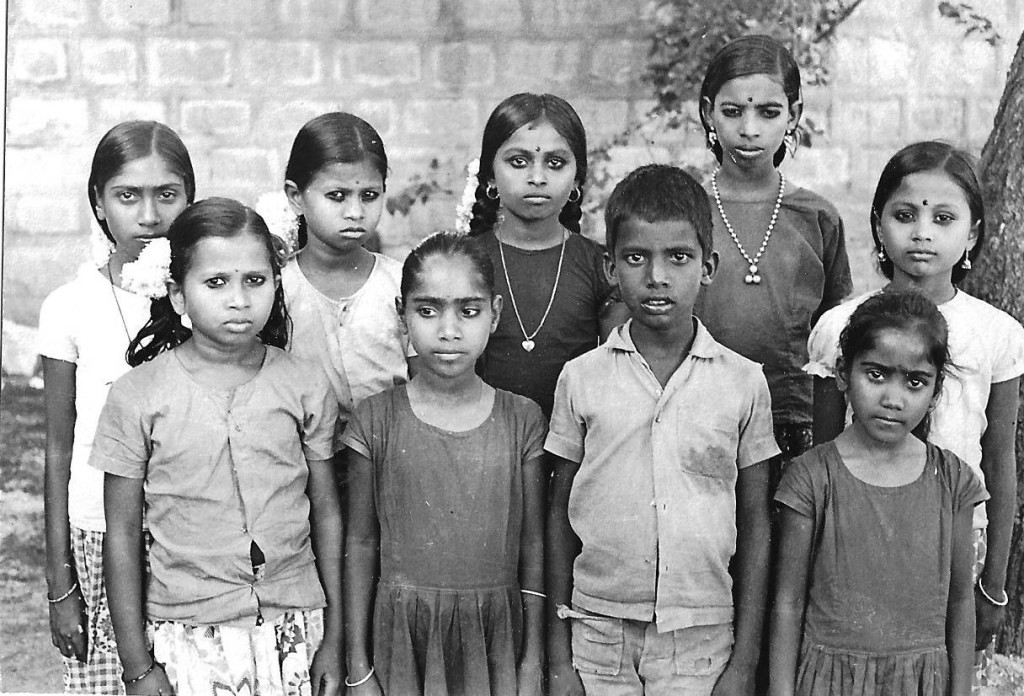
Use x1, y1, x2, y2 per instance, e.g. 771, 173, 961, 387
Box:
508, 156, 528, 168
245, 275, 266, 286
461, 306, 481, 318
547, 158, 566, 170
116, 190, 137, 202
158, 189, 180, 201
204, 277, 226, 288
892, 209, 915, 223
718, 107, 782, 119
865, 368, 885, 382
327, 190, 381, 202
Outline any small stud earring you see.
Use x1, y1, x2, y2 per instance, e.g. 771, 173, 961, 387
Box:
784, 129, 798, 157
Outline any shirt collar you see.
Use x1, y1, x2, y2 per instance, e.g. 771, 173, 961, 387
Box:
607, 318, 720, 360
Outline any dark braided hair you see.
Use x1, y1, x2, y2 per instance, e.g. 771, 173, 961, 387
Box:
284, 112, 388, 248
128, 198, 291, 365
88, 121, 196, 242
469, 93, 587, 237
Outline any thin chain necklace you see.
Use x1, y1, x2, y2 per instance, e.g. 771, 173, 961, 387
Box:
711, 169, 785, 285
105, 262, 132, 341
496, 227, 567, 352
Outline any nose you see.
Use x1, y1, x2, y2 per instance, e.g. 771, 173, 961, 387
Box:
880, 383, 905, 410
227, 280, 250, 309
139, 194, 160, 226
645, 257, 669, 287
342, 197, 364, 220
438, 309, 461, 341
910, 219, 933, 242
739, 111, 759, 140
527, 161, 547, 186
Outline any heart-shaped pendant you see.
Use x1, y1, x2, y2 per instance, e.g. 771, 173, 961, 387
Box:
522, 339, 535, 352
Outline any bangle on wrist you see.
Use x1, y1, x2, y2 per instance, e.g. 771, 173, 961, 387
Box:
46, 582, 79, 604
122, 659, 162, 685
520, 588, 546, 600
977, 578, 1009, 607
345, 665, 375, 688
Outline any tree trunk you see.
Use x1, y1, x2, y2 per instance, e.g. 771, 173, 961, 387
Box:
963, 29, 1024, 655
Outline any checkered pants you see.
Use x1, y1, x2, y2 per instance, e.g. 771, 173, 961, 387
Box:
62, 527, 124, 695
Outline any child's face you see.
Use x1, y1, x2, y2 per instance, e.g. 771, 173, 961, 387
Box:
286, 160, 384, 255
702, 73, 798, 171
606, 217, 716, 334
94, 154, 189, 260
490, 119, 577, 225
839, 327, 939, 446
877, 170, 978, 284
400, 254, 501, 381
168, 231, 278, 350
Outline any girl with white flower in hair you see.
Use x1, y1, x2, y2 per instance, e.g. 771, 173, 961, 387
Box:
96, 198, 344, 695
278, 112, 415, 428
37, 120, 195, 694
464, 93, 627, 418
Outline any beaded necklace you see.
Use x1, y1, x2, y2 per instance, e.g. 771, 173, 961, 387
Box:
710, 169, 785, 285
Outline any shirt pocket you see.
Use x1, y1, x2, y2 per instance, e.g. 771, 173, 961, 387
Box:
675, 411, 739, 481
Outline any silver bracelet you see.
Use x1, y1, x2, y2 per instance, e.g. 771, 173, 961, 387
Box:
520, 589, 547, 600
47, 582, 79, 604
977, 578, 1009, 607
345, 666, 375, 688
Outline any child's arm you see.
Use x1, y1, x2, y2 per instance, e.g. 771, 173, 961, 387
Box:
307, 457, 345, 696
343, 448, 383, 695
713, 460, 771, 696
768, 506, 814, 696
975, 377, 1019, 647
546, 454, 585, 696
42, 357, 88, 662
517, 453, 547, 696
104, 473, 175, 695
948, 502, 977, 696
812, 377, 845, 445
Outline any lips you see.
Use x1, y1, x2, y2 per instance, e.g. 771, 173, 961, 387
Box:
640, 297, 675, 313
224, 319, 253, 331
339, 228, 366, 239
732, 147, 764, 159
906, 249, 935, 259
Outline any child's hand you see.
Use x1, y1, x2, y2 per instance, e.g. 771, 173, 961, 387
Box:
547, 660, 585, 696
974, 587, 1006, 651
124, 662, 175, 695
48, 588, 88, 662
516, 658, 543, 696
310, 645, 344, 696
711, 662, 755, 696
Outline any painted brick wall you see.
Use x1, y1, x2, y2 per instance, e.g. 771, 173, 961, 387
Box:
3, 0, 1021, 326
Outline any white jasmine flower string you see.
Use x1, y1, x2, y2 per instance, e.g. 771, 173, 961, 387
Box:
255, 191, 300, 259
454, 158, 480, 235
89, 219, 116, 268
121, 238, 172, 299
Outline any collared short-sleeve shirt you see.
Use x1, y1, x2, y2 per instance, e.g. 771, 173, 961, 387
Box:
89, 346, 339, 626
546, 320, 779, 632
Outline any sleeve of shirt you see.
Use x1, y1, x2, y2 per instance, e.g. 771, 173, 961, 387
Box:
302, 368, 342, 461
805, 305, 845, 379
518, 397, 548, 462
815, 206, 853, 321
37, 287, 78, 363
939, 447, 990, 512
544, 365, 585, 463
341, 398, 375, 461
990, 311, 1024, 383
773, 453, 818, 518
89, 375, 150, 479
737, 369, 781, 468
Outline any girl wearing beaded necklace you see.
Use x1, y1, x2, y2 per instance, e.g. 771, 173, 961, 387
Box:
466, 93, 627, 418
695, 36, 853, 469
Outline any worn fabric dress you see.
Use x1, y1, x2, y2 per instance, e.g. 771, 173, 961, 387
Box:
343, 386, 547, 696
775, 442, 987, 696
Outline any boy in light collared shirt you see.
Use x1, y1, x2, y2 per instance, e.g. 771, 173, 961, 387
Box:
546, 164, 778, 696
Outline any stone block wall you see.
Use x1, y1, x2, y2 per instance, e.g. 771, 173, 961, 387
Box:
3, 0, 1021, 326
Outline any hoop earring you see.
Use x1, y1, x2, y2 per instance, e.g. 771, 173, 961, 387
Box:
567, 187, 581, 203
784, 129, 798, 157
960, 253, 972, 271
707, 129, 718, 149
485, 184, 499, 200
877, 246, 888, 264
